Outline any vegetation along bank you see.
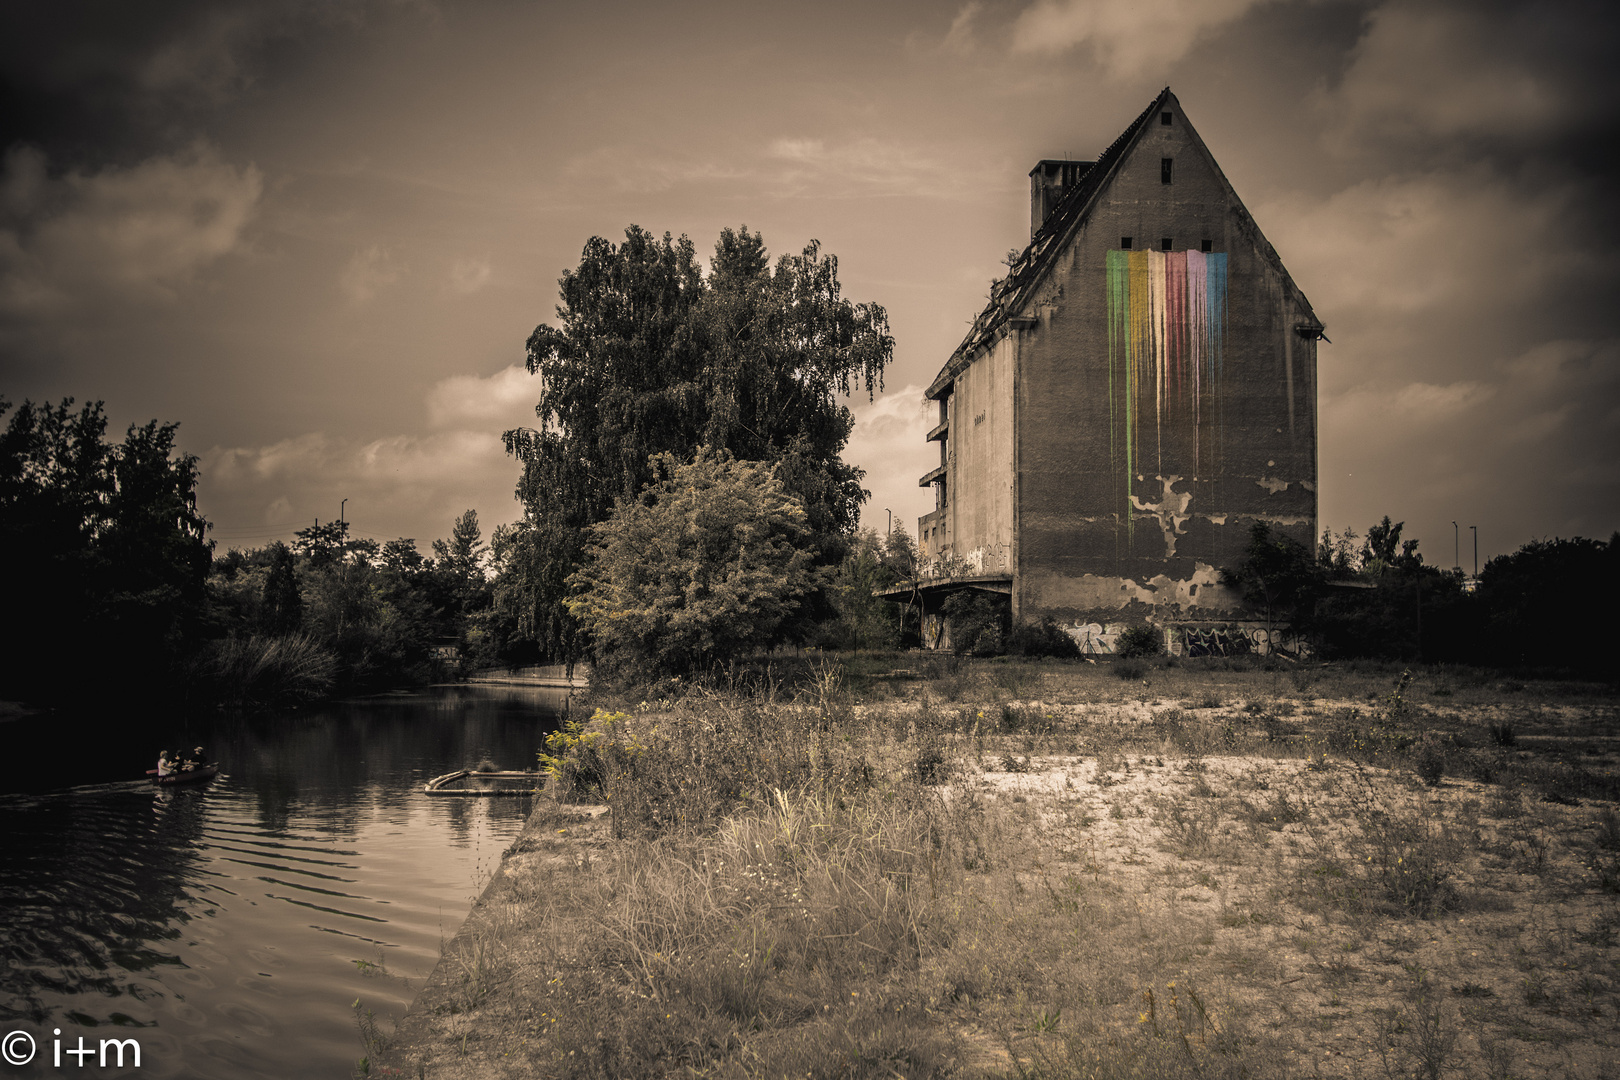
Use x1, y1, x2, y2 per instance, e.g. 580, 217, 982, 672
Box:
365, 655, 1619, 1080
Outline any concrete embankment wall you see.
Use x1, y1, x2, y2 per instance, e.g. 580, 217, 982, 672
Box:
463, 663, 591, 688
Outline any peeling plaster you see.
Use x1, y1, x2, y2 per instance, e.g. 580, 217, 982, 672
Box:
1031, 561, 1229, 614
1129, 474, 1192, 557
1256, 476, 1289, 495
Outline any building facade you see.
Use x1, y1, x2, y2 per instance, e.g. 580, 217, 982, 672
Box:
909, 89, 1323, 649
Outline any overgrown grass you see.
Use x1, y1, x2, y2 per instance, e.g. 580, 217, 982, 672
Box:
382, 657, 1620, 1079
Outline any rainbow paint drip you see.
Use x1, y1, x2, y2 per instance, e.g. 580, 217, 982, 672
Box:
1105, 249, 1228, 540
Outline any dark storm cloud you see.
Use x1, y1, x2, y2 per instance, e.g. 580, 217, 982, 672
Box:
1284, 0, 1620, 551
0, 0, 1615, 558
0, 0, 377, 163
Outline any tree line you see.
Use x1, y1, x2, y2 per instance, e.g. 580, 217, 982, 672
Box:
0, 395, 508, 707
1224, 518, 1617, 675
7, 224, 1614, 707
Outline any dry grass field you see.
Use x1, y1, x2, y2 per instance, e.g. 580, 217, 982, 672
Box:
367, 657, 1618, 1080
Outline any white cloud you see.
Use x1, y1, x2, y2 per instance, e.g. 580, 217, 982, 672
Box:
941, 2, 984, 55
448, 255, 491, 294
843, 385, 938, 536
340, 244, 404, 303
1009, 0, 1261, 74
424, 364, 537, 430
0, 143, 261, 316
764, 136, 985, 200
197, 362, 540, 546
560, 146, 742, 195
198, 426, 522, 543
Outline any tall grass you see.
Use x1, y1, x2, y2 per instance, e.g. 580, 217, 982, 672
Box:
202, 632, 336, 706
543, 696, 892, 838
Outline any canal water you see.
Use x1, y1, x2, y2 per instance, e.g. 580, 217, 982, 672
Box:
0, 685, 567, 1079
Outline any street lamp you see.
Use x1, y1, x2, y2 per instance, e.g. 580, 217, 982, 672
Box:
340, 498, 347, 525
885, 508, 892, 536
1470, 525, 1478, 579
1452, 521, 1459, 573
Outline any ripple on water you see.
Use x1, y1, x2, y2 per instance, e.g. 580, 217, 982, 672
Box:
0, 686, 553, 1077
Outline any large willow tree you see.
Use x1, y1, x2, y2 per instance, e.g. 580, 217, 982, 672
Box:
501, 226, 893, 660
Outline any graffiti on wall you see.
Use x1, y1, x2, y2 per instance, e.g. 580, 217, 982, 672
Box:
1177, 624, 1308, 659
1105, 249, 1228, 544
1063, 623, 1120, 655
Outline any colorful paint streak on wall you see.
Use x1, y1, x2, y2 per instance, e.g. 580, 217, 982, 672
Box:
1105, 249, 1227, 542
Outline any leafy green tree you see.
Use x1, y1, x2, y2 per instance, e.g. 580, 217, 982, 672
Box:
1318, 526, 1361, 578
293, 519, 350, 568
1362, 516, 1425, 575
1312, 517, 1467, 662
1220, 521, 1324, 640
486, 520, 560, 665
380, 538, 427, 576
0, 397, 212, 701
882, 523, 918, 580
502, 225, 892, 659
942, 591, 1009, 657
823, 528, 901, 650
262, 541, 303, 634
432, 509, 487, 586
565, 449, 816, 677
1472, 535, 1618, 673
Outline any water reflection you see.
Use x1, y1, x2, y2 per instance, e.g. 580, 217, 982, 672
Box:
0, 685, 563, 1079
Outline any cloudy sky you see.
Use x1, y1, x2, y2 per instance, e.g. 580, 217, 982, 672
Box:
2, 0, 1616, 566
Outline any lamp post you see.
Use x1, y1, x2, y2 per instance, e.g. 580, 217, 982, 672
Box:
1470, 525, 1478, 579
885, 508, 892, 536
1452, 521, 1459, 572
340, 498, 347, 525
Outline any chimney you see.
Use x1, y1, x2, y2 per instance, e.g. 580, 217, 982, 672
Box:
1029, 159, 1093, 239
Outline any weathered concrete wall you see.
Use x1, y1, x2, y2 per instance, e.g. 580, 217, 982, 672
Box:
1009, 96, 1317, 623
941, 333, 1016, 575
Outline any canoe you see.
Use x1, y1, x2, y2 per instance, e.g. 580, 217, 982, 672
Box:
148, 764, 220, 786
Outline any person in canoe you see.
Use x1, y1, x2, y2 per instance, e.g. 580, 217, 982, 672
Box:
184, 747, 208, 770
156, 751, 175, 778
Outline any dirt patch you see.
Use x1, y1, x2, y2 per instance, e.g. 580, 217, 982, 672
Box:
359, 660, 1619, 1079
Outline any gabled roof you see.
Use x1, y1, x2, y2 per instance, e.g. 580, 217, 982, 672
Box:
926, 88, 1319, 400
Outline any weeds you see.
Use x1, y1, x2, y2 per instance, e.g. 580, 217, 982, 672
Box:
381, 659, 1620, 1080
351, 999, 392, 1078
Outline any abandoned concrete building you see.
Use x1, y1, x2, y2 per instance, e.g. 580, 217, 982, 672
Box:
899, 88, 1324, 652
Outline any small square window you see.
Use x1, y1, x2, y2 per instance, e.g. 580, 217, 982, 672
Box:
1161, 158, 1173, 184
1200, 239, 1213, 253
1160, 238, 1172, 251
1161, 111, 1173, 126
1121, 236, 1133, 250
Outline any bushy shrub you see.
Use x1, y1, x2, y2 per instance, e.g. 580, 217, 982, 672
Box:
1114, 658, 1147, 680
942, 591, 1009, 657
1115, 623, 1163, 658
1006, 617, 1081, 658
1412, 732, 1447, 786
567, 450, 816, 678
538, 713, 624, 802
